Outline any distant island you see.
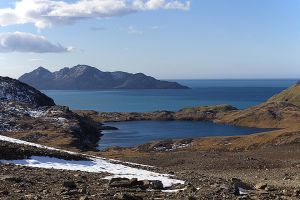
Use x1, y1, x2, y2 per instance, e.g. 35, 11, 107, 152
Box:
19, 65, 189, 90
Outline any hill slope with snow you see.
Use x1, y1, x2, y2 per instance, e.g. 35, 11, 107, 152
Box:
0, 76, 55, 107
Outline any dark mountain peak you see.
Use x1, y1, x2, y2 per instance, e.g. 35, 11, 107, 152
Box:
134, 72, 147, 77
19, 65, 189, 90
36, 66, 49, 71
19, 67, 54, 89
73, 64, 94, 69
0, 76, 55, 107
71, 65, 101, 74
54, 65, 102, 79
31, 66, 51, 75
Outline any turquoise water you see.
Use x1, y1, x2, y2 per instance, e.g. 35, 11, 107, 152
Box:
43, 79, 297, 112
99, 121, 273, 149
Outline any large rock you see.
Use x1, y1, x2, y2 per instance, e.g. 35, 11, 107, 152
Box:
108, 178, 164, 190
0, 76, 55, 107
19, 65, 189, 90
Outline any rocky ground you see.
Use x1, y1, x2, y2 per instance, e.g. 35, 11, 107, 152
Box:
100, 144, 300, 187
2, 162, 297, 200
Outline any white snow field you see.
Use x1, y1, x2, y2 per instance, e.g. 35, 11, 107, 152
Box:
0, 135, 184, 188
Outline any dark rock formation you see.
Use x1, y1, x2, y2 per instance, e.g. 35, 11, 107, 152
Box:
19, 65, 189, 89
0, 76, 55, 107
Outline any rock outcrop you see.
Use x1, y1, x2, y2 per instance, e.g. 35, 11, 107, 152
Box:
0, 76, 55, 107
0, 76, 101, 151
19, 65, 189, 89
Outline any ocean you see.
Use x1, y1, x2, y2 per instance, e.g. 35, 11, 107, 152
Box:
43, 79, 297, 112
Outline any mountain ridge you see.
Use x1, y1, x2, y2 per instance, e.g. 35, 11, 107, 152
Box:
19, 65, 189, 90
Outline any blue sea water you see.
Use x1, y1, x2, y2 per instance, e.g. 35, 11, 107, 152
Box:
99, 121, 273, 149
43, 79, 297, 112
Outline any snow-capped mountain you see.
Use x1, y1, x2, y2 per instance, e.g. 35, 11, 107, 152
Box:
19, 65, 189, 90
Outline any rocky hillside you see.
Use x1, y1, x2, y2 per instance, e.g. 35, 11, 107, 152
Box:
75, 104, 238, 123
0, 76, 101, 151
19, 65, 188, 89
268, 81, 300, 107
0, 76, 55, 107
0, 100, 101, 150
217, 101, 300, 129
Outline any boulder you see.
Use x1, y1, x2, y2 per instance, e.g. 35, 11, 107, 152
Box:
109, 178, 132, 188
149, 180, 164, 190
254, 183, 268, 190
231, 178, 253, 195
114, 193, 143, 200
63, 180, 77, 189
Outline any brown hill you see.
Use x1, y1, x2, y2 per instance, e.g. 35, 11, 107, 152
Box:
268, 81, 300, 107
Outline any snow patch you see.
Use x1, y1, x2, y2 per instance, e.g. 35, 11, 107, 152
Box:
0, 135, 184, 188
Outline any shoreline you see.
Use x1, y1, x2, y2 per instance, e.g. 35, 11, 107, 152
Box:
75, 101, 300, 152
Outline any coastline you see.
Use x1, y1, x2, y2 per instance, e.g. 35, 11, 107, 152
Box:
1, 78, 300, 199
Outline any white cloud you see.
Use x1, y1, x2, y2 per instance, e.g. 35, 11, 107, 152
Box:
127, 25, 143, 34
0, 0, 190, 29
150, 25, 160, 30
90, 26, 106, 31
0, 32, 73, 53
29, 58, 44, 61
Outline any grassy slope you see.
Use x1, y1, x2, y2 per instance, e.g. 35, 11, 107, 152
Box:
268, 82, 300, 106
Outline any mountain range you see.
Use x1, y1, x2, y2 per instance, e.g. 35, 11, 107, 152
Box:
19, 65, 188, 90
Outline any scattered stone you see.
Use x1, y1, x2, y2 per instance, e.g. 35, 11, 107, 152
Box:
231, 178, 252, 195
255, 183, 268, 190
78, 187, 87, 194
142, 180, 150, 189
149, 180, 164, 190
114, 193, 143, 200
0, 175, 22, 182
0, 190, 9, 195
185, 183, 197, 193
63, 180, 77, 189
265, 185, 276, 191
109, 178, 132, 188
293, 189, 300, 196
282, 189, 289, 196
79, 196, 89, 200
187, 196, 197, 200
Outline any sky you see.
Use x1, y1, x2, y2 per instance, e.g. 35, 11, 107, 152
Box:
0, 0, 300, 79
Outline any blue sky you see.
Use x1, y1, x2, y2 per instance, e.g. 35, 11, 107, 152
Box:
0, 0, 300, 79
